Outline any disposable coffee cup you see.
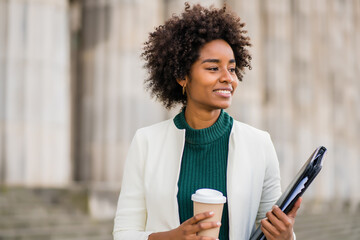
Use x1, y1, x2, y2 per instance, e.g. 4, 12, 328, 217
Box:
191, 188, 226, 238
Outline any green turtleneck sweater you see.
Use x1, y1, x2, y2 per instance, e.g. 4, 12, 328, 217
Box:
174, 109, 233, 240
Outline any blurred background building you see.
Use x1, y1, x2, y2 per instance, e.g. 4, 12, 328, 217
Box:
0, 0, 359, 239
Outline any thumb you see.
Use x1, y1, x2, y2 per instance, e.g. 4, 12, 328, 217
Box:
287, 197, 302, 219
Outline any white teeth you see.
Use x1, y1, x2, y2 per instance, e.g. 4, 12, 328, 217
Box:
215, 90, 231, 94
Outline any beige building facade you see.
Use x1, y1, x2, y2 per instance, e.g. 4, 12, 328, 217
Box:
0, 0, 359, 218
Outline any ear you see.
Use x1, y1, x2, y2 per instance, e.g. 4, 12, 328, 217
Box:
176, 78, 186, 87
176, 76, 189, 87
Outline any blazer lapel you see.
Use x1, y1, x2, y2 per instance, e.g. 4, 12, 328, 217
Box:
227, 122, 255, 239
162, 124, 186, 228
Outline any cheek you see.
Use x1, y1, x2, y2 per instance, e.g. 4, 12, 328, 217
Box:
232, 80, 239, 92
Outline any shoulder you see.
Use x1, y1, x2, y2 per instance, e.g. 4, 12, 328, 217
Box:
134, 118, 179, 142
232, 120, 270, 139
127, 119, 178, 158
137, 118, 175, 134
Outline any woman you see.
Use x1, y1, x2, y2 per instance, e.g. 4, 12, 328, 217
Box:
113, 3, 301, 240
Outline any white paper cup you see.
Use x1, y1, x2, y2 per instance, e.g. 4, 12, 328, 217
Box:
191, 189, 226, 238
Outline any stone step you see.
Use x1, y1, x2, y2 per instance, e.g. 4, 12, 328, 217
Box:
51, 235, 113, 240
0, 186, 111, 240
0, 220, 113, 240
0, 204, 83, 213
0, 213, 92, 229
294, 212, 360, 240
0, 186, 89, 209
296, 213, 359, 227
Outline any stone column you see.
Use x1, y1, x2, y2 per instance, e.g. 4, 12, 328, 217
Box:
77, 0, 166, 219
352, 0, 360, 210
77, 0, 165, 185
301, 0, 334, 208
323, 0, 360, 210
291, 0, 321, 201
0, 0, 7, 183
261, 0, 295, 188
1, 0, 71, 186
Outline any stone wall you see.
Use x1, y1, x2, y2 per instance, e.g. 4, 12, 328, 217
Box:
225, 0, 360, 210
0, 0, 359, 215
0, 0, 71, 187
73, 0, 166, 185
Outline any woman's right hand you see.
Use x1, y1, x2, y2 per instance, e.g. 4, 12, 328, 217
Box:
148, 211, 221, 240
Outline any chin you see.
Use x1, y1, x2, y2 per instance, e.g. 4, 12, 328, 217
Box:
220, 105, 231, 109
213, 102, 232, 110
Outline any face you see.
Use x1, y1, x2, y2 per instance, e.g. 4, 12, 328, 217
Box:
179, 39, 238, 111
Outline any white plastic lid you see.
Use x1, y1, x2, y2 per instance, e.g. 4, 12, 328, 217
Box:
191, 188, 226, 204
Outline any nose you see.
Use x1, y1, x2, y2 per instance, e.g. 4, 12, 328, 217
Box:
219, 69, 234, 83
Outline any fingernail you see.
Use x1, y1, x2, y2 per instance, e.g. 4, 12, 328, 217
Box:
217, 221, 221, 226
209, 211, 214, 215
272, 205, 278, 210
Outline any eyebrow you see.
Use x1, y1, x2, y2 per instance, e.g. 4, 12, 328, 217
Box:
201, 59, 236, 64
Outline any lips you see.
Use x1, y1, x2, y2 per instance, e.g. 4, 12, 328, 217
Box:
213, 87, 233, 97
213, 87, 233, 93
214, 89, 232, 94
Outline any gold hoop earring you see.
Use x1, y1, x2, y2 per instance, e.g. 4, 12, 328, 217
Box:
182, 85, 186, 95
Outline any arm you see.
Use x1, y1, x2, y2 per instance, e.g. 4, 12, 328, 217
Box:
256, 133, 282, 224
258, 133, 301, 240
113, 130, 152, 240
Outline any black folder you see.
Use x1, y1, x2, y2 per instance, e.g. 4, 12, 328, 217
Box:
249, 146, 327, 240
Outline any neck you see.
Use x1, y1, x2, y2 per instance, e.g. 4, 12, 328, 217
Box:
184, 105, 221, 129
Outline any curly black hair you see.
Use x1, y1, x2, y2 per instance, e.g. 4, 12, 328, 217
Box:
142, 2, 252, 109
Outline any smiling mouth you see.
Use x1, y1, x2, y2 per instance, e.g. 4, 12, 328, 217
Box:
214, 89, 232, 94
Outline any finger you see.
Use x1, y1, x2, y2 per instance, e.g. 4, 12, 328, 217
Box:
287, 197, 302, 218
196, 237, 219, 240
195, 236, 219, 240
261, 217, 280, 236
186, 211, 215, 225
270, 206, 292, 231
261, 219, 277, 240
193, 221, 221, 234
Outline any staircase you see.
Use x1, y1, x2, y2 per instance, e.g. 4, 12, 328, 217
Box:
294, 210, 360, 240
1, 186, 359, 240
0, 186, 113, 240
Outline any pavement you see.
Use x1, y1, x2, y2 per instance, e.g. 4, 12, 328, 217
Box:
1, 187, 359, 240
294, 211, 360, 240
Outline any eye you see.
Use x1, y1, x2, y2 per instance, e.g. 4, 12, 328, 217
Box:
206, 67, 219, 71
229, 68, 236, 73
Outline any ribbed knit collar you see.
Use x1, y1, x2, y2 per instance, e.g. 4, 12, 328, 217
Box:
173, 108, 233, 145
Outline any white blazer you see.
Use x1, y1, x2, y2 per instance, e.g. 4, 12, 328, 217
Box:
113, 118, 283, 240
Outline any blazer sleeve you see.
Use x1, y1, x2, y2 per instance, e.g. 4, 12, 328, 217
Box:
256, 132, 282, 224
255, 133, 297, 240
113, 130, 153, 240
